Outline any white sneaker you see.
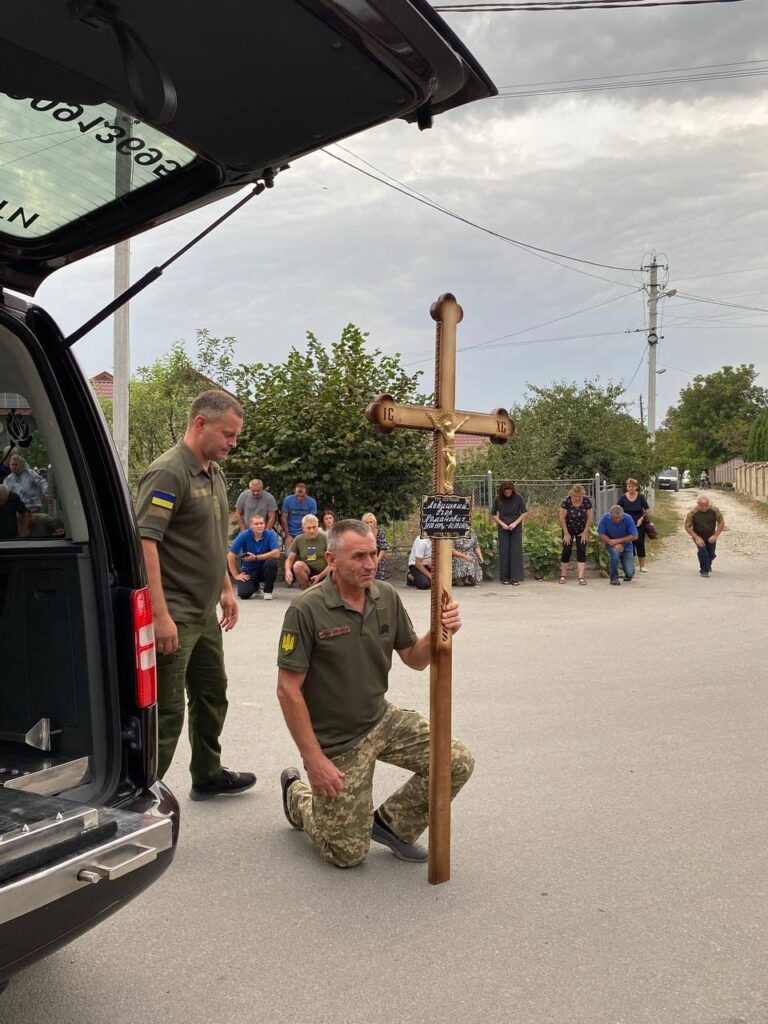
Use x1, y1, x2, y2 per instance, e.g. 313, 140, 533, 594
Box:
639, 568, 648, 573
263, 592, 274, 600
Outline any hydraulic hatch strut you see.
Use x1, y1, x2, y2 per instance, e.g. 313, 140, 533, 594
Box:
64, 174, 281, 348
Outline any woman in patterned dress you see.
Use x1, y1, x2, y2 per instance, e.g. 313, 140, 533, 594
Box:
362, 512, 389, 580
558, 483, 593, 585
452, 530, 484, 586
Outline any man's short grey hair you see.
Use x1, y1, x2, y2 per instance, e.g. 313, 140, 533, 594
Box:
188, 390, 243, 426
609, 504, 623, 515
301, 514, 318, 528
9, 453, 27, 470
328, 519, 376, 554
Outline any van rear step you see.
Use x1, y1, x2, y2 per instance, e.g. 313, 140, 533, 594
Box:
0, 790, 117, 884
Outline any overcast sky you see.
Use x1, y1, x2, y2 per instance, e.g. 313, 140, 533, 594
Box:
37, 1, 768, 427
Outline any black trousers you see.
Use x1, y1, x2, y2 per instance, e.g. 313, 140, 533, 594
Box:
633, 522, 647, 559
407, 564, 432, 589
236, 560, 278, 597
561, 533, 587, 564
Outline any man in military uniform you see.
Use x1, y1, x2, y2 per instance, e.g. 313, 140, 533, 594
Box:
136, 390, 256, 800
277, 519, 474, 867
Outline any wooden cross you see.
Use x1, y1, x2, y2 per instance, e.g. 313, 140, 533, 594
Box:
366, 293, 513, 884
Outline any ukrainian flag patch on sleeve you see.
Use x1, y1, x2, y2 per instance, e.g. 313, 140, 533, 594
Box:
151, 489, 176, 511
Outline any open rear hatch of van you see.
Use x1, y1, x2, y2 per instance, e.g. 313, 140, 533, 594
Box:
0, 0, 495, 294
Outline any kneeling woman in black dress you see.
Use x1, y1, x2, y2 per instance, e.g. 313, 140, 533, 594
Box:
492, 480, 527, 585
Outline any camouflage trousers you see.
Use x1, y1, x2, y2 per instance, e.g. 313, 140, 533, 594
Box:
288, 703, 475, 868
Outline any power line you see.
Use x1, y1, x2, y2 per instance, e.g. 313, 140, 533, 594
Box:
496, 58, 765, 91
674, 264, 768, 282
675, 291, 768, 314
435, 0, 745, 11
458, 290, 641, 355
323, 147, 638, 284
625, 341, 648, 391
404, 289, 640, 365
494, 66, 768, 99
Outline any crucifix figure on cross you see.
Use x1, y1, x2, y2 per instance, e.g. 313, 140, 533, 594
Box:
366, 293, 513, 883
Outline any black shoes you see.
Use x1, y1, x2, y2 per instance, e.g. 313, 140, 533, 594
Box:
280, 767, 302, 829
371, 810, 428, 862
610, 577, 621, 586
190, 767, 257, 801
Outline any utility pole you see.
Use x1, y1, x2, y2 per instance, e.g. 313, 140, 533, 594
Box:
646, 257, 659, 445
112, 110, 133, 475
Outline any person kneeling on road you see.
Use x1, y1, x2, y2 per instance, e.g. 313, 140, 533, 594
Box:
684, 494, 724, 577
277, 519, 474, 868
284, 514, 329, 590
597, 504, 638, 586
227, 514, 280, 600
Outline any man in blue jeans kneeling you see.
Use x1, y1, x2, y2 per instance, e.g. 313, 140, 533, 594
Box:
597, 504, 639, 586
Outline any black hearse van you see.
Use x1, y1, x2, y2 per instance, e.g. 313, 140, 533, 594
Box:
0, 0, 494, 987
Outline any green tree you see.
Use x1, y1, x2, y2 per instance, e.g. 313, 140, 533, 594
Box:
670, 364, 768, 467
746, 412, 768, 462
96, 330, 237, 482
229, 325, 430, 520
653, 410, 688, 471
461, 379, 658, 484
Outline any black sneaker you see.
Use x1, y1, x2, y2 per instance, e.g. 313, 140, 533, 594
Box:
623, 576, 633, 582
190, 767, 257, 801
280, 767, 302, 829
371, 810, 428, 862
700, 570, 709, 577
610, 577, 621, 586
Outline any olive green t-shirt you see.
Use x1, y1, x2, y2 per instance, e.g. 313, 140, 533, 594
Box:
684, 505, 723, 539
277, 576, 418, 756
290, 532, 327, 571
135, 441, 229, 622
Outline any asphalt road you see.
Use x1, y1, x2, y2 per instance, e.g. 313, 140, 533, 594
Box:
4, 496, 768, 1024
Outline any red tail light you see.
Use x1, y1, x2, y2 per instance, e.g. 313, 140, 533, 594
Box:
131, 587, 157, 709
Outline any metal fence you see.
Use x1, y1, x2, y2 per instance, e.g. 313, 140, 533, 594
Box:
379, 472, 622, 554
454, 472, 621, 521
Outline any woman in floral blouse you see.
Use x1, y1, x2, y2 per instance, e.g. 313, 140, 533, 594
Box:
558, 483, 593, 585
452, 530, 484, 586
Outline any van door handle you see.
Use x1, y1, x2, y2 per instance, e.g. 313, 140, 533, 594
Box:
77, 842, 157, 882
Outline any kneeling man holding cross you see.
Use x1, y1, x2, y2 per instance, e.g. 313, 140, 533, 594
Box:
276, 519, 474, 867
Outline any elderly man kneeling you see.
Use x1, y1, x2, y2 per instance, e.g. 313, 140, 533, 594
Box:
597, 504, 639, 586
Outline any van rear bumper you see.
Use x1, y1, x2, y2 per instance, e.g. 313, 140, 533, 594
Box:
0, 782, 178, 984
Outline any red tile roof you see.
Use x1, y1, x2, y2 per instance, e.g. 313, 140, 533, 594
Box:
90, 371, 114, 400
